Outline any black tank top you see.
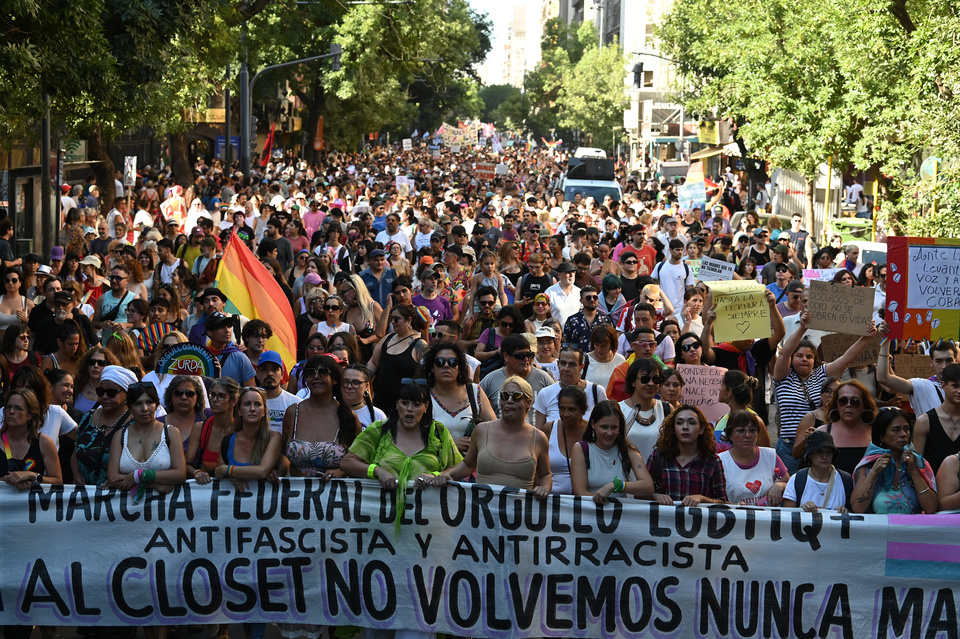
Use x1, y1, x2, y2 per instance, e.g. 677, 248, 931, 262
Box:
923, 408, 960, 474
3, 437, 45, 476
371, 333, 423, 412
518, 274, 553, 318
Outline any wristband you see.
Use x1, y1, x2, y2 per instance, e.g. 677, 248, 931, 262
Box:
612, 477, 624, 493
367, 464, 378, 479
36, 473, 43, 484
431, 471, 440, 476
193, 469, 203, 479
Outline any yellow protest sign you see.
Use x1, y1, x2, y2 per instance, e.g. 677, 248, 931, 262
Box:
709, 280, 771, 343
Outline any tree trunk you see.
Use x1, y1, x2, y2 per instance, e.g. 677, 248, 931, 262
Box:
169, 132, 193, 188
86, 125, 116, 217
302, 74, 327, 164
804, 177, 816, 261
732, 118, 769, 194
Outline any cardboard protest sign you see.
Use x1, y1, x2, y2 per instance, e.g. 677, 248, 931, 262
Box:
475, 162, 495, 181
698, 257, 734, 281
806, 281, 874, 336
819, 333, 882, 368
709, 280, 771, 343
894, 353, 933, 380
886, 237, 960, 341
402, 138, 412, 151
677, 364, 729, 424
396, 176, 410, 198
803, 268, 842, 284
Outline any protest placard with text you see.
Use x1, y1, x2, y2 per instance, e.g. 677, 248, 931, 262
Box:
709, 280, 771, 343
886, 237, 960, 341
806, 281, 874, 336
894, 353, 933, 380
803, 268, 842, 284
698, 257, 735, 282
402, 138, 413, 151
819, 333, 882, 367
677, 364, 729, 424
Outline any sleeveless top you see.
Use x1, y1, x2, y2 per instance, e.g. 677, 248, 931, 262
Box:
220, 434, 252, 467
0, 295, 26, 331
922, 408, 960, 474
75, 409, 132, 486
1, 433, 45, 475
475, 424, 537, 490
371, 333, 423, 412
193, 417, 221, 471
585, 442, 635, 492
285, 404, 347, 476
547, 421, 573, 494
719, 447, 780, 505
824, 422, 868, 475
431, 385, 480, 440
118, 426, 172, 474
620, 400, 666, 462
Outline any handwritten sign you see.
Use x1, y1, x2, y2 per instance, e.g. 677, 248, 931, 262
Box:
475, 162, 495, 181
677, 364, 729, 424
886, 237, 960, 341
709, 280, 771, 343
396, 176, 410, 198
803, 268, 842, 284
806, 281, 873, 336
698, 256, 735, 282
156, 343, 215, 377
402, 138, 412, 151
894, 353, 933, 380
819, 333, 882, 368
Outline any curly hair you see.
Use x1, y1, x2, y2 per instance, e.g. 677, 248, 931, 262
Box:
163, 375, 207, 415
423, 340, 470, 387
656, 404, 716, 459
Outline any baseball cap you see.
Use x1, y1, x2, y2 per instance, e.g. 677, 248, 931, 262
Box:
786, 281, 805, 293
258, 351, 284, 369
304, 273, 322, 286
205, 312, 234, 332
420, 268, 438, 280
369, 249, 386, 259
772, 244, 789, 255
50, 247, 65, 261
191, 226, 204, 237
52, 291, 74, 305
556, 262, 576, 273
753, 227, 768, 237
535, 326, 557, 339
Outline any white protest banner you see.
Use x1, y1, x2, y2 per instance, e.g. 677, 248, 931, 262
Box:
402, 138, 413, 151
677, 364, 729, 424
802, 268, 842, 284
431, 149, 440, 159
2, 481, 958, 638
698, 256, 735, 282
708, 280, 772, 343
495, 162, 509, 175
806, 280, 874, 336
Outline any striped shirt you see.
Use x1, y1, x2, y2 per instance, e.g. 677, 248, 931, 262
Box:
774, 364, 827, 439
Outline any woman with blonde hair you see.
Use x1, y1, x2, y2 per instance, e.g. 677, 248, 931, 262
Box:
104, 331, 143, 377
336, 273, 384, 355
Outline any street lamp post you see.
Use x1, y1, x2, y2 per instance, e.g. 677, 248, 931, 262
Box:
240, 43, 342, 175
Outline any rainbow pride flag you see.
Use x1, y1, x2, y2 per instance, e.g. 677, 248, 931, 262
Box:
215, 231, 297, 371
541, 137, 561, 149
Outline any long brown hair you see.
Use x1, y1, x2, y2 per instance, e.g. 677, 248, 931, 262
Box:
233, 387, 272, 464
656, 404, 716, 459
583, 400, 636, 477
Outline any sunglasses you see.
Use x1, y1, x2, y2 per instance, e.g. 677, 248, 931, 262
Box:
583, 295, 598, 301
4, 278, 18, 284
510, 351, 535, 360
500, 321, 515, 329
109, 275, 126, 282
623, 260, 638, 265
837, 396, 862, 407
303, 368, 332, 380
95, 387, 123, 398
401, 377, 428, 386
88, 358, 108, 367
681, 342, 701, 352
433, 357, 459, 369
638, 375, 663, 386
775, 266, 789, 272
323, 305, 341, 311
173, 389, 197, 399
479, 300, 496, 307
499, 391, 528, 402
341, 378, 366, 388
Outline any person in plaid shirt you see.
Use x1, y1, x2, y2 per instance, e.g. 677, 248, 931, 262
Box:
647, 405, 728, 506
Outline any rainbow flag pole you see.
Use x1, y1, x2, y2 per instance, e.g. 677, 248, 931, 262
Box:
215, 231, 298, 371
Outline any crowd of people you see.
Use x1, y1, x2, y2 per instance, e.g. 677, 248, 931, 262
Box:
2, 144, 959, 639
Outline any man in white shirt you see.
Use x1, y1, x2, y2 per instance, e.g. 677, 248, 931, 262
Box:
413, 218, 435, 252
652, 239, 695, 312
534, 348, 607, 429
546, 262, 581, 326
375, 212, 413, 259
257, 351, 302, 433
877, 323, 956, 416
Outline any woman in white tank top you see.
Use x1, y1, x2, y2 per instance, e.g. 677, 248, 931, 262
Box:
541, 386, 588, 494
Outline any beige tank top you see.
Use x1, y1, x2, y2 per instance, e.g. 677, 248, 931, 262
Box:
475, 422, 537, 490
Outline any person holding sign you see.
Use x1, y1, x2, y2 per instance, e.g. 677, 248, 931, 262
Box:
876, 322, 957, 416
773, 310, 878, 474
570, 401, 655, 504
646, 405, 727, 506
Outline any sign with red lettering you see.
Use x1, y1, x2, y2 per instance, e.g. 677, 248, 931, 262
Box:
475, 162, 496, 181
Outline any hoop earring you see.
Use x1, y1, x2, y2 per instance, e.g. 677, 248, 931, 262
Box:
829, 409, 840, 422
861, 410, 875, 424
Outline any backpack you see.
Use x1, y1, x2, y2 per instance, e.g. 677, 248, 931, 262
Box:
652, 260, 691, 284
792, 468, 854, 510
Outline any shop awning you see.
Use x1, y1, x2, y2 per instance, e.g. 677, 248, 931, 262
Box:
689, 146, 724, 160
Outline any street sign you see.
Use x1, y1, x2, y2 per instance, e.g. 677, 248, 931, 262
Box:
215, 136, 240, 160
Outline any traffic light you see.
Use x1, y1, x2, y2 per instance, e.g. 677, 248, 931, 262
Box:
331, 43, 342, 72
633, 63, 644, 88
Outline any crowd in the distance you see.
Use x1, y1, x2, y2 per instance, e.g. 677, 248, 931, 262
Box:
1, 144, 958, 639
